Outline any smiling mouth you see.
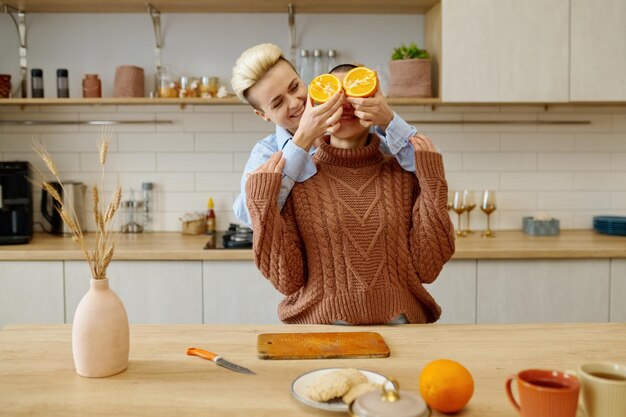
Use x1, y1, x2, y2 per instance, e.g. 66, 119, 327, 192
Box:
290, 107, 304, 118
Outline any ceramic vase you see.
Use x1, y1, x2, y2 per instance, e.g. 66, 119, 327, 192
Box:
72, 278, 129, 377
388, 59, 432, 97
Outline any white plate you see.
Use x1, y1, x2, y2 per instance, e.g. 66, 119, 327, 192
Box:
291, 367, 390, 412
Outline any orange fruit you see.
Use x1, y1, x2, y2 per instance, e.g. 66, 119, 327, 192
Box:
342, 66, 378, 98
308, 74, 342, 103
419, 359, 474, 414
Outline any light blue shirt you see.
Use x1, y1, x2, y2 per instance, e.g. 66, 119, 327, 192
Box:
233, 112, 418, 228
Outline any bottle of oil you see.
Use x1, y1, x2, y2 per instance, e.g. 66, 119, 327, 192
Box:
205, 197, 216, 235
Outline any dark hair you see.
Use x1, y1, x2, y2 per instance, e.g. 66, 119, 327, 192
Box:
329, 63, 358, 74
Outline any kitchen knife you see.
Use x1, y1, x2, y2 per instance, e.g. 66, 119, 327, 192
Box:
186, 347, 256, 375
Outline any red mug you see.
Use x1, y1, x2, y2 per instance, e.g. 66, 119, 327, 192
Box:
506, 369, 580, 417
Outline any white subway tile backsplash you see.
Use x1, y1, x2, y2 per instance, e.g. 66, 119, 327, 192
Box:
432, 133, 500, 152
463, 113, 539, 133
195, 133, 263, 152
157, 152, 232, 172
537, 191, 611, 210
183, 113, 232, 132
500, 172, 574, 190
117, 133, 194, 152
5, 152, 80, 173
575, 173, 626, 190
80, 152, 156, 172
575, 133, 626, 152
463, 152, 537, 171
538, 153, 612, 171
501, 133, 574, 152
2, 104, 624, 231
117, 173, 196, 193
233, 113, 274, 133
612, 153, 626, 171
196, 172, 241, 192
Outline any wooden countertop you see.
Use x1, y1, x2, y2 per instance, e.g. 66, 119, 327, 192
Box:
0, 230, 624, 261
1, 323, 624, 417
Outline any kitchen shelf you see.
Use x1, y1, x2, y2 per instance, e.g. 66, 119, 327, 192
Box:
0, 0, 440, 14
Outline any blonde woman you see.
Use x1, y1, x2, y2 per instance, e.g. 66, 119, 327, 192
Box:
231, 43, 422, 227
245, 65, 455, 324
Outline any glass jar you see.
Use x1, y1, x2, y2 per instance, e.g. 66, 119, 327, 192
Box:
31, 69, 44, 98
158, 66, 179, 98
56, 69, 69, 98
200, 76, 219, 98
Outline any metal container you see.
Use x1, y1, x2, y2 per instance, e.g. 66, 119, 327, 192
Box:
522, 216, 560, 236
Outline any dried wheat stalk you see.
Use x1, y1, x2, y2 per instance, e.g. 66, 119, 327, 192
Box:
33, 127, 120, 280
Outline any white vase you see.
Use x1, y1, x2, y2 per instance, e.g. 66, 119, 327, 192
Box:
72, 278, 129, 377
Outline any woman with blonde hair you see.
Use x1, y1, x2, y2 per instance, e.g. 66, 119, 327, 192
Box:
231, 43, 422, 227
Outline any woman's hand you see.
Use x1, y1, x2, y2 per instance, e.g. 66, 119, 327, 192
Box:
347, 90, 395, 130
248, 151, 286, 178
292, 91, 344, 151
409, 134, 439, 153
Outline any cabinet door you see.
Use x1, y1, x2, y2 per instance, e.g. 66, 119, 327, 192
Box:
65, 261, 203, 324
0, 261, 64, 327
442, 0, 569, 102
424, 260, 477, 323
570, 0, 626, 101
610, 260, 626, 322
203, 261, 283, 324
477, 260, 610, 323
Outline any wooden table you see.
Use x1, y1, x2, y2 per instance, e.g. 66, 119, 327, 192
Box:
1, 323, 625, 416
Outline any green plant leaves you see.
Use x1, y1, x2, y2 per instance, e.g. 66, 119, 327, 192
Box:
391, 42, 430, 60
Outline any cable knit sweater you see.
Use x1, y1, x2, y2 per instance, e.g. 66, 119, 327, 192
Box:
246, 135, 455, 324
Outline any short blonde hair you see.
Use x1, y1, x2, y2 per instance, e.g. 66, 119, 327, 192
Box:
231, 43, 285, 104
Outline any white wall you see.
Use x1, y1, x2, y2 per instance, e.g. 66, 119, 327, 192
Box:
0, 13, 424, 97
1, 104, 625, 232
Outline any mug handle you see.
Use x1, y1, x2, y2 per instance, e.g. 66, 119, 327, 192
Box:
506, 375, 522, 414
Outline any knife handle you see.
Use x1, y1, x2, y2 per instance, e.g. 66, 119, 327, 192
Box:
187, 347, 221, 362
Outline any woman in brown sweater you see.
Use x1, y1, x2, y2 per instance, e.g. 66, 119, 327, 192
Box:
246, 66, 455, 325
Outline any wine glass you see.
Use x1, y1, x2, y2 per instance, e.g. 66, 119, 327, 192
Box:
452, 191, 466, 237
481, 190, 497, 238
462, 190, 476, 234
447, 190, 454, 212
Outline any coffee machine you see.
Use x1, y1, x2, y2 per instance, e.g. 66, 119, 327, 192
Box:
0, 162, 34, 244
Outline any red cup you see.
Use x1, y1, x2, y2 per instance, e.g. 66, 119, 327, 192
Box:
506, 369, 580, 417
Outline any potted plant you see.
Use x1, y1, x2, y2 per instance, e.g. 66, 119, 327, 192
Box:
388, 42, 432, 98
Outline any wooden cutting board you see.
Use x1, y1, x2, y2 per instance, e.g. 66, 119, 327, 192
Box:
257, 332, 390, 360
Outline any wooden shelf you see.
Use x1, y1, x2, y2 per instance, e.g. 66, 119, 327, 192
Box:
2, 0, 440, 14
0, 97, 443, 106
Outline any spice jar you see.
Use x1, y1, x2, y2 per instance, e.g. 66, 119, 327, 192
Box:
31, 69, 44, 98
349, 379, 430, 417
82, 74, 102, 98
57, 69, 69, 98
159, 66, 179, 98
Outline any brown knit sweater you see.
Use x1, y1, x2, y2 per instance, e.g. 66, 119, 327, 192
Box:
246, 135, 455, 324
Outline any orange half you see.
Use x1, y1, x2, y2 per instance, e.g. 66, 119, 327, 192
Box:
342, 67, 378, 98
308, 74, 342, 104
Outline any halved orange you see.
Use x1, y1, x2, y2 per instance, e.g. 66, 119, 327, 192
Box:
309, 74, 342, 104
342, 67, 378, 98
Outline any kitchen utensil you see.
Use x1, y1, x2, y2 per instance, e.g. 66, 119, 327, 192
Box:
291, 368, 389, 413
186, 347, 255, 375
41, 181, 86, 236
257, 332, 390, 360
350, 378, 430, 417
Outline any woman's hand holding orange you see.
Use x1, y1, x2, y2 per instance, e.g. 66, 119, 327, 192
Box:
347, 90, 395, 130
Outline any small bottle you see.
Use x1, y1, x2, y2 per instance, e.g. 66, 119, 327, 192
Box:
327, 49, 337, 72
313, 49, 324, 77
205, 197, 216, 235
56, 69, 69, 98
31, 69, 44, 98
82, 74, 101, 98
299, 49, 313, 85
141, 182, 153, 232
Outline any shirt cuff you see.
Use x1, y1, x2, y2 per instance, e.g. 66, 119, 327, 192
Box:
281, 140, 316, 182
378, 112, 418, 155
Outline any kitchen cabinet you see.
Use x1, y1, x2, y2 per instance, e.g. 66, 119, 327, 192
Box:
203, 261, 283, 324
0, 261, 64, 327
610, 259, 626, 322
441, 0, 570, 102
570, 0, 626, 101
64, 261, 203, 324
476, 260, 610, 323
425, 260, 476, 323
